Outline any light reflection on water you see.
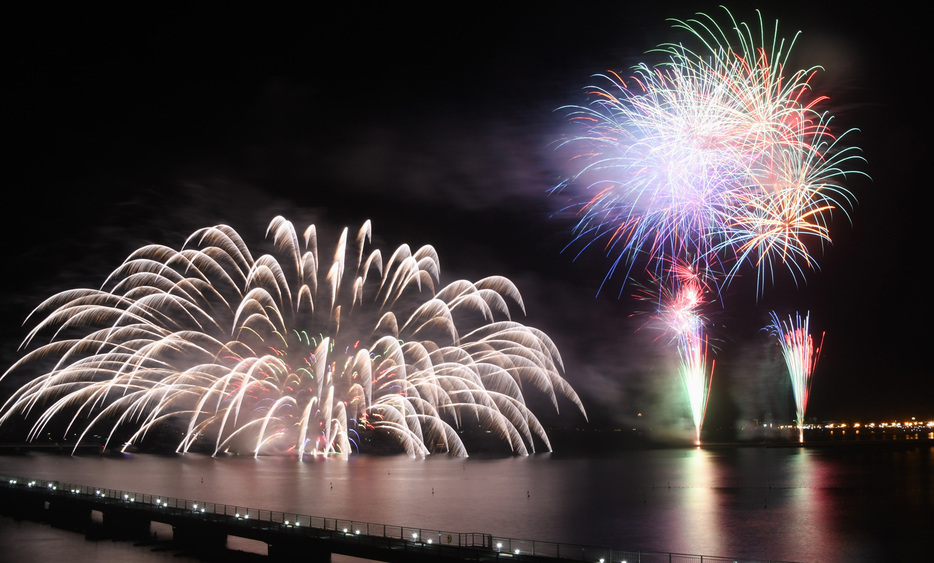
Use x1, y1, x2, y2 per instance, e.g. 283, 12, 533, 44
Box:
678, 449, 720, 555
1, 444, 931, 562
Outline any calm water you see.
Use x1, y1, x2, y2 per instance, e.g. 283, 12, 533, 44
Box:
1, 443, 931, 562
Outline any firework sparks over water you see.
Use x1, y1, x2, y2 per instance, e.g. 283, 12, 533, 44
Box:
768, 311, 823, 443
553, 8, 863, 440
0, 217, 586, 458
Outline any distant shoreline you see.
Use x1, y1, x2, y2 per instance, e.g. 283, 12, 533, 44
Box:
1, 426, 930, 458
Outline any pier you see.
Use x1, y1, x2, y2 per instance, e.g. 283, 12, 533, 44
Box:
1, 473, 794, 563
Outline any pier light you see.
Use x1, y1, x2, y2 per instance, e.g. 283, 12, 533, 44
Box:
427, 539, 433, 544
497, 542, 503, 550
237, 513, 241, 518
193, 503, 197, 510
344, 528, 348, 533
355, 530, 360, 535
600, 559, 605, 563
515, 549, 521, 555
244, 514, 249, 520
200, 508, 205, 513
412, 532, 418, 540
124, 494, 129, 500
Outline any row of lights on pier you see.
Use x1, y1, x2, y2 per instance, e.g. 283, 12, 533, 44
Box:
1, 480, 640, 563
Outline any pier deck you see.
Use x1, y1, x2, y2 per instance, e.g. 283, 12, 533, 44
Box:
1, 473, 795, 563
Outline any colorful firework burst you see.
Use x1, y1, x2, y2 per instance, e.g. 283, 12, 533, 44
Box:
555, 8, 864, 294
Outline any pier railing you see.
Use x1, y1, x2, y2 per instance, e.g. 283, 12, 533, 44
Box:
1, 473, 796, 563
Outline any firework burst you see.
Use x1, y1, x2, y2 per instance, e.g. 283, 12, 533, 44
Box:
0, 217, 586, 458
555, 7, 865, 294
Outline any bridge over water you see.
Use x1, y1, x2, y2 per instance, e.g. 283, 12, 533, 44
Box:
1, 473, 794, 563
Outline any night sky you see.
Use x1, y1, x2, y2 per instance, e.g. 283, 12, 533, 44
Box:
4, 3, 928, 441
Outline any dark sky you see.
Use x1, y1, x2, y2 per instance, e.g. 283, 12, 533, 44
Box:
4, 3, 928, 437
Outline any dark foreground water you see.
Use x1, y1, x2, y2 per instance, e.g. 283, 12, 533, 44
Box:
1, 442, 931, 563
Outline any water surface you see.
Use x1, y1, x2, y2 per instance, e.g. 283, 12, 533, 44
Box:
1, 443, 931, 562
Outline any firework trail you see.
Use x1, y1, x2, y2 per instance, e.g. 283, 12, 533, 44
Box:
768, 311, 823, 443
0, 217, 586, 458
644, 264, 715, 444
555, 8, 864, 295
